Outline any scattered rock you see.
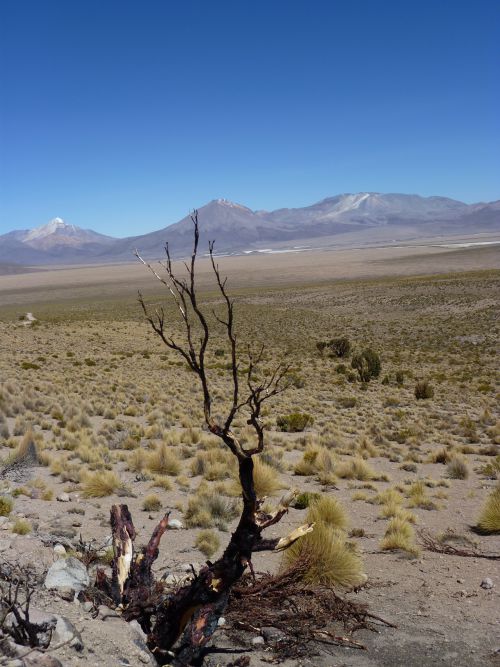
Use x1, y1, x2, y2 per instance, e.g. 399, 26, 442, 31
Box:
53, 544, 66, 558
251, 636, 265, 646
24, 654, 63, 667
56, 585, 76, 602
44, 556, 89, 594
52, 615, 84, 651
129, 620, 147, 641
81, 600, 94, 612
49, 525, 77, 540
168, 519, 184, 530
261, 626, 287, 642
480, 578, 494, 590
98, 604, 120, 620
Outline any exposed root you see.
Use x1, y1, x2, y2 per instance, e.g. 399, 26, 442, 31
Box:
225, 559, 395, 660
418, 529, 500, 560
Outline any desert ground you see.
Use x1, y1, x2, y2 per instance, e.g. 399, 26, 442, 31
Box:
0, 242, 499, 667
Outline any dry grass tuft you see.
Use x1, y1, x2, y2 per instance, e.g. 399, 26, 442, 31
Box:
142, 494, 162, 511
476, 485, 500, 534
82, 471, 125, 498
147, 442, 181, 476
380, 517, 420, 556
195, 529, 220, 558
336, 458, 375, 481
446, 457, 469, 480
307, 495, 348, 531
282, 522, 366, 588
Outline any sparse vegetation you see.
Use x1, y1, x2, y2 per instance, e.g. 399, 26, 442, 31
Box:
195, 529, 221, 558
476, 485, 500, 534
415, 380, 434, 400
277, 412, 314, 432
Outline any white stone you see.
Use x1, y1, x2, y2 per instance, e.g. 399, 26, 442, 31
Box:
44, 556, 89, 594
53, 544, 66, 558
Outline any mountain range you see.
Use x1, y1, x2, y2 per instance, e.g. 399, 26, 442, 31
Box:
1, 193, 499, 265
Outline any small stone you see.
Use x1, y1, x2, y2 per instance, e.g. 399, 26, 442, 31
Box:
252, 636, 265, 645
81, 600, 93, 612
53, 544, 66, 558
24, 652, 64, 666
98, 604, 120, 619
457, 578, 465, 584
57, 586, 76, 602
481, 578, 494, 589
129, 620, 147, 641
53, 615, 84, 651
44, 556, 90, 594
168, 518, 184, 530
217, 616, 226, 627
261, 626, 286, 642
56, 493, 71, 502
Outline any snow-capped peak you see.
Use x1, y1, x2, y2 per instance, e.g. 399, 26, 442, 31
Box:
214, 198, 250, 211
25, 218, 78, 241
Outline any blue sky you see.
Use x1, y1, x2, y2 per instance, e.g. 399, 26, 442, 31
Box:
1, 0, 499, 237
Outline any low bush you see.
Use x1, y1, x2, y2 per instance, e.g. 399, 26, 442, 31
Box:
351, 349, 381, 382
277, 412, 314, 433
415, 381, 434, 400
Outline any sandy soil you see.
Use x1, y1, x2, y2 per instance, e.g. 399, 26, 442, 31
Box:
0, 252, 499, 667
0, 243, 499, 308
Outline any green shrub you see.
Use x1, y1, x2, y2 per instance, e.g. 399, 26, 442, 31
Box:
329, 337, 351, 358
20, 362, 40, 370
277, 413, 314, 432
293, 491, 321, 509
351, 349, 381, 382
415, 381, 434, 400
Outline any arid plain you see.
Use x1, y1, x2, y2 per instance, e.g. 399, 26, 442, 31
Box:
0, 241, 499, 666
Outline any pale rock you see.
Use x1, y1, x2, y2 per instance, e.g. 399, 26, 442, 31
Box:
53, 544, 66, 558
44, 556, 89, 594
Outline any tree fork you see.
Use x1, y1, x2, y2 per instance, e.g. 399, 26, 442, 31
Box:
97, 211, 313, 664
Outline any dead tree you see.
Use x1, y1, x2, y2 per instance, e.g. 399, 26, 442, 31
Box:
96, 212, 313, 666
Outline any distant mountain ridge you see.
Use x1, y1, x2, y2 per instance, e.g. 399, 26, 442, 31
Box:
1, 194, 499, 265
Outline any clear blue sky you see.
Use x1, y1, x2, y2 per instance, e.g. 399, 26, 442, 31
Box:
1, 0, 499, 237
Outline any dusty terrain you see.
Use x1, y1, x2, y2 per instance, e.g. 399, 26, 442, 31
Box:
0, 244, 499, 666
